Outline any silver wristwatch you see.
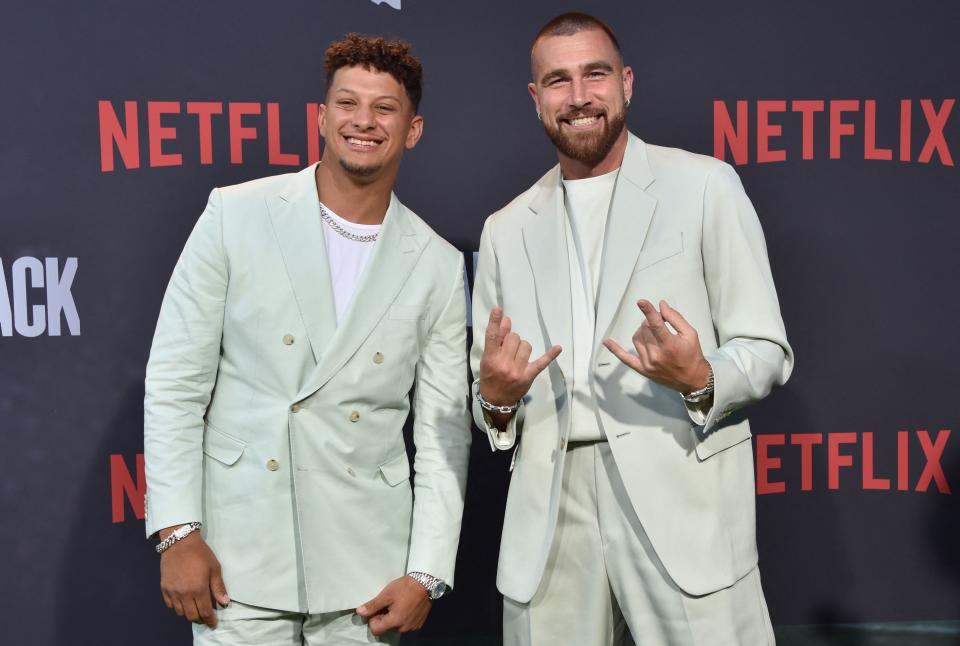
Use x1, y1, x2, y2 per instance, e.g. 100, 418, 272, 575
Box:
155, 522, 202, 554
408, 571, 449, 600
681, 364, 715, 404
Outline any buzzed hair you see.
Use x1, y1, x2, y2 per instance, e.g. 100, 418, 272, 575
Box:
531, 12, 623, 61
325, 33, 423, 113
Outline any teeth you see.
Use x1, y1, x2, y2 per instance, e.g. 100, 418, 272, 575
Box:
347, 138, 379, 147
569, 116, 598, 126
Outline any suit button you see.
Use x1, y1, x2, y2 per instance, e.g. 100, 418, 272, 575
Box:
346, 466, 356, 477
291, 403, 302, 413
266, 459, 280, 471
559, 438, 567, 450
349, 411, 360, 422
282, 334, 295, 345
373, 352, 384, 364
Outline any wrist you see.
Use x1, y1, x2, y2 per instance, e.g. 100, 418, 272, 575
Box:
684, 360, 712, 394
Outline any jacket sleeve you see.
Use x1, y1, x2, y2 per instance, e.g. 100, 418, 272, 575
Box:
694, 163, 794, 435
405, 254, 472, 587
143, 189, 227, 538
469, 219, 523, 451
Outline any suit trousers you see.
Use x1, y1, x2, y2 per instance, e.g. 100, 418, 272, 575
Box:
193, 600, 401, 646
503, 441, 775, 646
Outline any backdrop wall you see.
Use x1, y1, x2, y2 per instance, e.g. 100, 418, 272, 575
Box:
2, 1, 959, 644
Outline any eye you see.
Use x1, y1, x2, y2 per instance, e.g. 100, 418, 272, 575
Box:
376, 104, 397, 113
586, 70, 609, 79
337, 99, 356, 108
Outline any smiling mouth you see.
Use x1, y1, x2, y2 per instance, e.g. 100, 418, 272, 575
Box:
344, 136, 383, 150
561, 113, 603, 129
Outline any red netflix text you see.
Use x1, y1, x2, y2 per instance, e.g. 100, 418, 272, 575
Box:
98, 100, 322, 172
755, 430, 952, 495
111, 453, 145, 523
714, 99, 956, 166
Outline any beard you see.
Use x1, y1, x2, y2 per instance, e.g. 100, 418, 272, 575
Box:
542, 107, 626, 167
339, 157, 382, 179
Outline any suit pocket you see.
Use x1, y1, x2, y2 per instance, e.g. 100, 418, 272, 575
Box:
692, 422, 751, 461
379, 451, 411, 486
202, 422, 246, 466
634, 233, 684, 273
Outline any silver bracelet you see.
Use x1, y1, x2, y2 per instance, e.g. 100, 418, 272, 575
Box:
155, 522, 202, 555
682, 364, 715, 404
472, 378, 521, 414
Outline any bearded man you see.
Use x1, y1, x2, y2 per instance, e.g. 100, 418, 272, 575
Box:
470, 12, 793, 646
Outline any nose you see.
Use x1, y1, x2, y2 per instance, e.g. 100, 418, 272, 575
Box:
352, 103, 376, 130
568, 78, 590, 111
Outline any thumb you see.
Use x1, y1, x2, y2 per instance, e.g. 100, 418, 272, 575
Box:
357, 590, 390, 618
210, 568, 230, 607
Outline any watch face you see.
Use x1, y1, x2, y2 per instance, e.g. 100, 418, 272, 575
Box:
431, 582, 448, 600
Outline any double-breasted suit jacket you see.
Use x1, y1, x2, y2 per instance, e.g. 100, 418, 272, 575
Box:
145, 164, 471, 613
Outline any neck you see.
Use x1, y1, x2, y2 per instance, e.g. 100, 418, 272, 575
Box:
558, 129, 629, 180
314, 158, 395, 225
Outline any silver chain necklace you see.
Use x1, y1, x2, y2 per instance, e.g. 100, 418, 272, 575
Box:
319, 202, 380, 243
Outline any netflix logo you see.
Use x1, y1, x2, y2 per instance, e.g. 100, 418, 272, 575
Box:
98, 100, 323, 172
756, 430, 952, 495
713, 99, 955, 166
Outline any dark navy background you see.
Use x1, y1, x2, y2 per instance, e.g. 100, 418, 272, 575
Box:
1, 1, 959, 644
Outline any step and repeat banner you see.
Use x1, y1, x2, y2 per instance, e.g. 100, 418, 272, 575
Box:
2, 1, 958, 644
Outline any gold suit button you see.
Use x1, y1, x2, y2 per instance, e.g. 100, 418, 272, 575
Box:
291, 403, 301, 413
266, 459, 280, 471
559, 438, 567, 450
373, 352, 384, 364
282, 334, 295, 345
349, 411, 360, 422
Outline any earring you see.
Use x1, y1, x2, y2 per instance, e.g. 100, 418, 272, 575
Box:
537, 111, 542, 121
625, 98, 631, 108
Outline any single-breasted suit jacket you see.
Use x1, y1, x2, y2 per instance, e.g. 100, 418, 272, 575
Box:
470, 133, 794, 603
145, 163, 471, 613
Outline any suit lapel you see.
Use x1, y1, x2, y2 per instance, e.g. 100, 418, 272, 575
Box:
595, 134, 658, 345
522, 167, 573, 379
297, 194, 425, 400
268, 163, 337, 365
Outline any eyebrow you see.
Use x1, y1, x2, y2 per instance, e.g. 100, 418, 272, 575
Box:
333, 88, 402, 103
539, 60, 615, 85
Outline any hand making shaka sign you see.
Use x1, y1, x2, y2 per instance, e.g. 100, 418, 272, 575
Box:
602, 299, 711, 396
478, 307, 562, 415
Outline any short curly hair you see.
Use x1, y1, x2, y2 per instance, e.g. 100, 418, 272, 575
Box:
324, 33, 423, 113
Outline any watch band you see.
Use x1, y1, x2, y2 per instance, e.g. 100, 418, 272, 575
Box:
682, 364, 715, 404
407, 571, 448, 600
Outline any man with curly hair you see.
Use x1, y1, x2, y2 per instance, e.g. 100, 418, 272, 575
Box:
144, 34, 470, 644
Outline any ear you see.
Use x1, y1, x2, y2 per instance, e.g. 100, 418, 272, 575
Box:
317, 103, 328, 140
622, 66, 634, 106
527, 82, 541, 117
405, 114, 424, 149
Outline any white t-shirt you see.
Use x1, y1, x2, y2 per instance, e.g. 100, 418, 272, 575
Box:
562, 169, 617, 441
319, 202, 382, 324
